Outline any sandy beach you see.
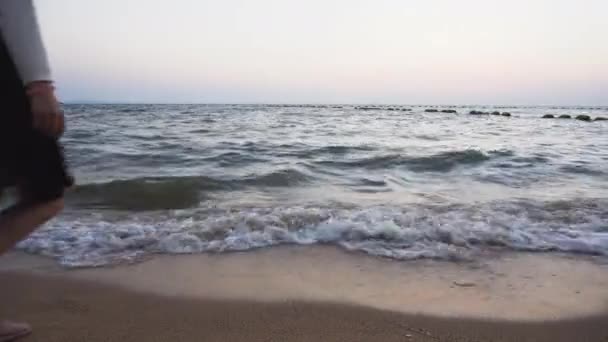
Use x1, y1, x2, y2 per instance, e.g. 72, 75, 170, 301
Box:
1, 0, 606, 341
1, 247, 608, 341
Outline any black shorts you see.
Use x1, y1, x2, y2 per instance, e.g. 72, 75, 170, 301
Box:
0, 37, 73, 202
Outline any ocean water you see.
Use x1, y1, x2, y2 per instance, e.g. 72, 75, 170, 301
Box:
16, 104, 608, 267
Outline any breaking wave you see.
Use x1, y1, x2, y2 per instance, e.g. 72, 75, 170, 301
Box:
19, 199, 608, 267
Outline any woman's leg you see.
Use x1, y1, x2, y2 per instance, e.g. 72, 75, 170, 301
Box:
0, 186, 64, 341
0, 195, 63, 255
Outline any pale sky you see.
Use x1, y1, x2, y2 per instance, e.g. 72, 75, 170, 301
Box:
36, 0, 608, 105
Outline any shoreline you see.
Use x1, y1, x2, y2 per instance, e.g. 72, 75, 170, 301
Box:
2, 247, 608, 341
3, 247, 608, 320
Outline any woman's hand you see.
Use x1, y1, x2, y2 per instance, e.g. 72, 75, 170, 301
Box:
26, 81, 64, 138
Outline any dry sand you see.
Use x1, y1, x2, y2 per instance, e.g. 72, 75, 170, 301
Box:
1, 246, 608, 341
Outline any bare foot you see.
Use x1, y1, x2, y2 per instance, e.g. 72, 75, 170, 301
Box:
0, 320, 31, 342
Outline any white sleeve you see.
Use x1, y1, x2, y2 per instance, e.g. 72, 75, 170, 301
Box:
0, 0, 53, 84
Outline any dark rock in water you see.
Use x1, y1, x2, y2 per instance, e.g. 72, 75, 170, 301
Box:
558, 115, 571, 119
576, 115, 592, 122
595, 117, 608, 121
501, 113, 511, 117
469, 110, 488, 115
542, 114, 555, 119
425, 109, 438, 113
441, 109, 458, 113
491, 111, 501, 115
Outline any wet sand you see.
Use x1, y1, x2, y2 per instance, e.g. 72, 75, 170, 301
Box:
1, 247, 608, 341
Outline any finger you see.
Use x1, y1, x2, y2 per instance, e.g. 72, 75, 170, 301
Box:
58, 112, 66, 136
50, 103, 64, 136
32, 111, 42, 131
48, 112, 58, 136
51, 112, 62, 137
34, 112, 47, 134
38, 113, 49, 134
53, 112, 64, 137
43, 112, 54, 136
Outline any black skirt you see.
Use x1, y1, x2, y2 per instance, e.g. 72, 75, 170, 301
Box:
0, 37, 73, 201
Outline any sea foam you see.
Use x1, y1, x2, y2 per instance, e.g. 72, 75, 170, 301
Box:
18, 200, 608, 267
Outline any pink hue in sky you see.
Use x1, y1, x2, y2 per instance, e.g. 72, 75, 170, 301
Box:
36, 0, 607, 104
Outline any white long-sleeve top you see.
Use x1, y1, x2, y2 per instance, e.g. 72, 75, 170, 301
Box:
0, 0, 52, 84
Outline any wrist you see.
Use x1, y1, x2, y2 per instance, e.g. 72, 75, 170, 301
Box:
25, 81, 55, 97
